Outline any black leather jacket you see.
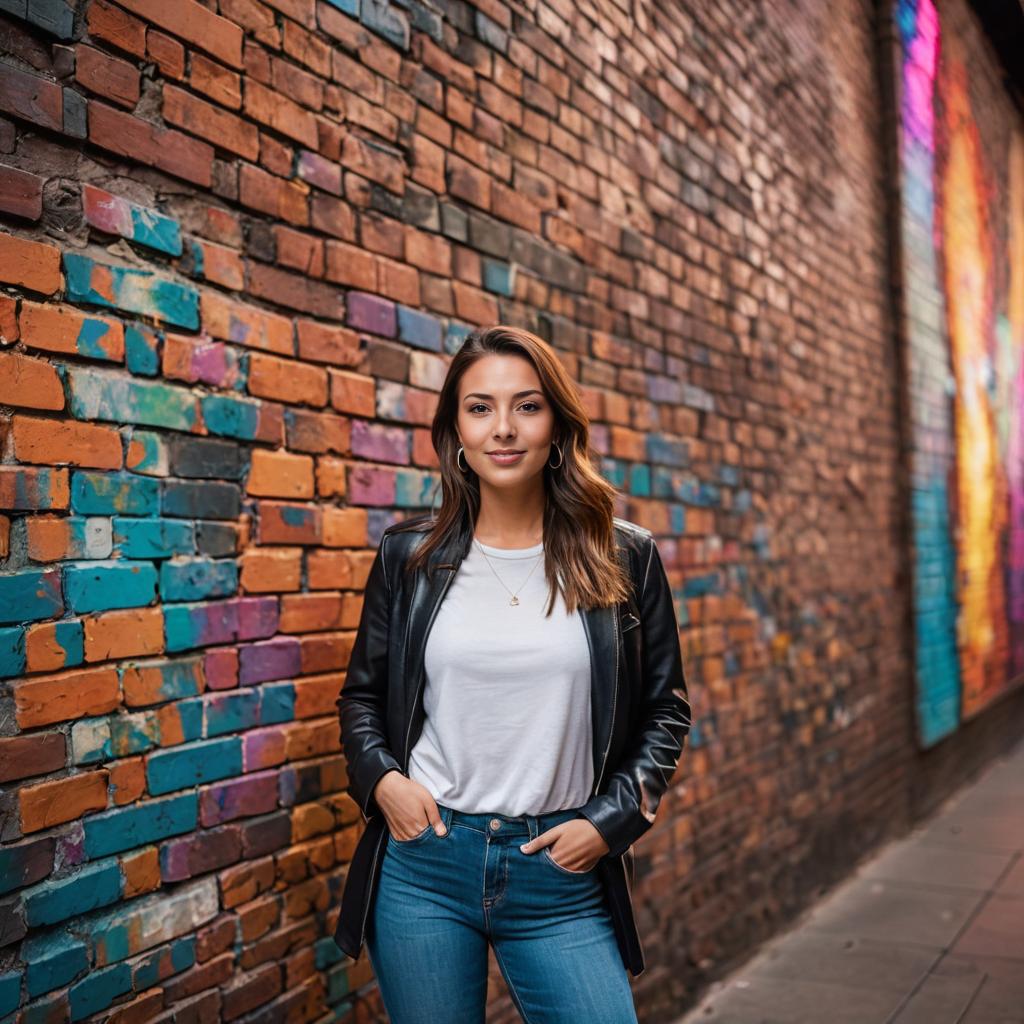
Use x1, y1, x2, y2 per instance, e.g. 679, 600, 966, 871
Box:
333, 512, 691, 976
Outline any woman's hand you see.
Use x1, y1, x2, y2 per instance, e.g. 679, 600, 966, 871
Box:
373, 770, 447, 840
519, 818, 610, 872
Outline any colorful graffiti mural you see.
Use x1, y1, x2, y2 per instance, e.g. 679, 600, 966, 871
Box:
896, 0, 1024, 746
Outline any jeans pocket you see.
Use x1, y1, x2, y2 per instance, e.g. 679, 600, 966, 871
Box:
389, 822, 434, 845
542, 847, 592, 875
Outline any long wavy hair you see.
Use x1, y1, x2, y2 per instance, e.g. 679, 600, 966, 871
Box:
402, 325, 633, 615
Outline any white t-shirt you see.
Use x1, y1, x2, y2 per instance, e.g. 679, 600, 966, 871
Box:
407, 537, 594, 816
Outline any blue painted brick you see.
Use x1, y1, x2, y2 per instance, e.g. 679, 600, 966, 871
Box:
159, 557, 238, 602
24, 860, 122, 927
324, 0, 358, 13
260, 682, 296, 725
146, 737, 242, 796
396, 306, 442, 351
0, 568, 62, 625
125, 324, 161, 376
445, 320, 473, 355
0, 970, 20, 1017
482, 258, 513, 296
71, 470, 160, 515
0, 625, 25, 678
204, 690, 260, 737
64, 560, 158, 614
84, 793, 197, 858
113, 517, 195, 558
23, 931, 88, 998
68, 962, 131, 1021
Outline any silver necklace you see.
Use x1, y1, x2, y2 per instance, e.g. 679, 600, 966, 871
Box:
473, 536, 544, 606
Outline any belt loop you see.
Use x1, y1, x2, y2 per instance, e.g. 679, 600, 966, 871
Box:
526, 813, 537, 841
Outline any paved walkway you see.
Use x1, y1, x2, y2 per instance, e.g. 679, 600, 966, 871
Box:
677, 736, 1024, 1024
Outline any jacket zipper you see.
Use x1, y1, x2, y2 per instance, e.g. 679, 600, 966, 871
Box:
357, 564, 457, 952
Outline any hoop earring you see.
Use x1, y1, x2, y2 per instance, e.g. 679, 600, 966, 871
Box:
456, 446, 471, 473
547, 443, 563, 469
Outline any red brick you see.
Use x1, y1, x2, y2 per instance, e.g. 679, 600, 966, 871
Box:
147, 29, 185, 79
0, 64, 63, 132
247, 449, 314, 499
0, 232, 61, 294
329, 370, 375, 417
20, 770, 109, 833
15, 666, 120, 728
341, 134, 405, 194
11, 415, 122, 469
0, 164, 44, 220
0, 351, 64, 411
164, 85, 258, 161
447, 154, 491, 210
239, 163, 309, 226
88, 100, 214, 187
116, 0, 243, 68
87, 0, 147, 58
190, 53, 242, 110
324, 239, 377, 290
248, 352, 327, 407
75, 43, 140, 107
296, 320, 360, 367
244, 78, 318, 149
0, 733, 66, 785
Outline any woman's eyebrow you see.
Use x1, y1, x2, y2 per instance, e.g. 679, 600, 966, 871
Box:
463, 389, 544, 400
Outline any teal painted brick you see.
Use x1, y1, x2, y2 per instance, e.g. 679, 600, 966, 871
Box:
0, 626, 25, 677
68, 962, 131, 1021
52, 619, 84, 667
396, 306, 442, 351
24, 860, 122, 927
126, 430, 168, 475
445, 320, 473, 354
260, 682, 295, 725
125, 324, 161, 375
159, 557, 238, 602
314, 936, 343, 970
84, 793, 198, 858
146, 737, 242, 796
482, 258, 513, 295
0, 568, 62, 625
204, 689, 260, 737
72, 716, 112, 764
0, 969, 20, 1016
23, 931, 88, 998
113, 517, 195, 558
64, 560, 157, 613
66, 366, 199, 433
628, 463, 651, 497
200, 394, 262, 440
71, 470, 160, 515
131, 937, 195, 990
63, 252, 198, 329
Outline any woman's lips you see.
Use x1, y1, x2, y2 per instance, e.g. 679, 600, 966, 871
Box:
487, 451, 525, 465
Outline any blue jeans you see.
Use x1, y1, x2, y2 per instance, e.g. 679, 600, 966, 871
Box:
366, 801, 640, 1023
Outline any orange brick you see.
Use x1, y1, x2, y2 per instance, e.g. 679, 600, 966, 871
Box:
316, 456, 347, 498
20, 770, 109, 832
296, 320, 359, 368
0, 232, 61, 293
328, 371, 373, 418
15, 666, 120, 728
87, 0, 146, 57
246, 448, 314, 499
25, 618, 83, 672
404, 225, 452, 275
19, 301, 125, 360
147, 29, 185, 79
306, 549, 354, 591
376, 256, 420, 306
84, 607, 164, 662
452, 281, 499, 323
164, 83, 257, 159
239, 163, 309, 226
121, 846, 161, 896
200, 289, 293, 355
321, 506, 365, 547
109, 756, 147, 806
285, 719, 338, 760
248, 352, 327, 407
75, 43, 140, 107
0, 294, 18, 342
324, 240, 377, 291
25, 515, 75, 562
11, 415, 123, 469
122, 659, 203, 708
293, 675, 337, 719
279, 592, 344, 633
239, 547, 303, 593
0, 351, 64, 411
0, 514, 8, 558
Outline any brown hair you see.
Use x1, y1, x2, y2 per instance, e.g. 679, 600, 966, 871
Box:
403, 325, 632, 614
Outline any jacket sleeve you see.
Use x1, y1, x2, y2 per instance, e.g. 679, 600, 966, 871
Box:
577, 534, 692, 859
336, 532, 403, 820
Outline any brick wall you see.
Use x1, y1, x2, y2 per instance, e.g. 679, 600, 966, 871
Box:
1, 0, 1022, 1022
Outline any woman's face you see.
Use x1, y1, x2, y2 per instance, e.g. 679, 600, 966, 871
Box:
455, 354, 556, 490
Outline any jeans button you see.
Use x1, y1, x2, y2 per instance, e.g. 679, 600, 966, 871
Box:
489, 818, 501, 831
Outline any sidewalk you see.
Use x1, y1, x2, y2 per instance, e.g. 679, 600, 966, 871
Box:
676, 736, 1024, 1024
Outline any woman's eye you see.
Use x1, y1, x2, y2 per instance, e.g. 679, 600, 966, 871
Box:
467, 403, 541, 414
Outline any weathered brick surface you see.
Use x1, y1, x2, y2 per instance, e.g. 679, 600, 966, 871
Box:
0, 0, 1021, 1021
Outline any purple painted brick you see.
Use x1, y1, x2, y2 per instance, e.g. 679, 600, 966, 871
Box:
350, 419, 410, 465
238, 637, 301, 685
346, 292, 396, 338
200, 771, 279, 827
348, 465, 397, 506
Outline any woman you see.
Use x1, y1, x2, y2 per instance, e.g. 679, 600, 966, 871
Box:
333, 326, 691, 1023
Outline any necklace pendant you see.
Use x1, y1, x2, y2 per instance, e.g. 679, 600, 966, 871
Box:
509, 595, 519, 606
